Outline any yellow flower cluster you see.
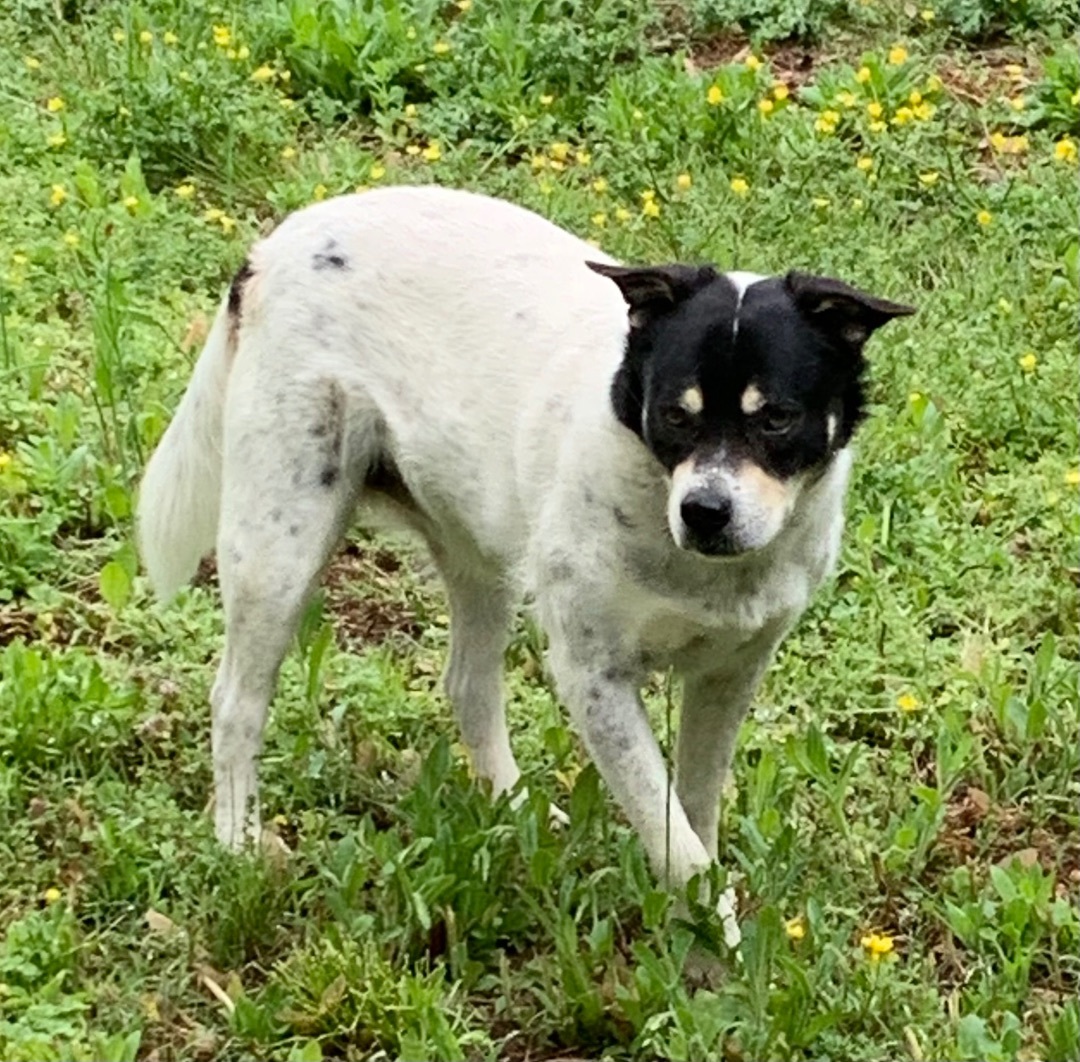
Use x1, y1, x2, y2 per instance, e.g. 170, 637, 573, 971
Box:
861, 931, 895, 959
990, 132, 1029, 155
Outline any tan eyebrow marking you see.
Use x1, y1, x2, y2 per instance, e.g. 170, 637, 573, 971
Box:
679, 386, 704, 414
740, 383, 765, 415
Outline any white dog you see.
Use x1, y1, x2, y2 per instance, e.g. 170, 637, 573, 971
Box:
138, 186, 912, 945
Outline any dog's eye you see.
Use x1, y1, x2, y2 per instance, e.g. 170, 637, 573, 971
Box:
757, 407, 801, 436
664, 405, 694, 429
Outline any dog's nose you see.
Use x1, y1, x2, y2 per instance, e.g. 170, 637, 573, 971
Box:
680, 492, 733, 538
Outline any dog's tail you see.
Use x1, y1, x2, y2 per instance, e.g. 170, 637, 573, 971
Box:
137, 299, 235, 601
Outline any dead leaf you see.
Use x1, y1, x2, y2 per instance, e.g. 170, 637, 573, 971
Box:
967, 786, 991, 817
180, 313, 208, 352
199, 972, 235, 1014
145, 908, 180, 935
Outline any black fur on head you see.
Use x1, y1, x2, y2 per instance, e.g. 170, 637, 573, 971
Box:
588, 260, 914, 482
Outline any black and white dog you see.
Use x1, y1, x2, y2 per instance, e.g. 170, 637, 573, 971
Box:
138, 186, 912, 944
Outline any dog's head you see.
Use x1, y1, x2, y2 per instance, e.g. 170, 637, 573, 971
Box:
589, 261, 914, 558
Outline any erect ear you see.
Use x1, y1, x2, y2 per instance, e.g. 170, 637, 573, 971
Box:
587, 261, 717, 328
785, 271, 915, 349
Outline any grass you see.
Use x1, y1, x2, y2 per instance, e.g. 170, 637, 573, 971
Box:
1, 1, 1078, 1059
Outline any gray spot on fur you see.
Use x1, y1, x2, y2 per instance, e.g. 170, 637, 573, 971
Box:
312, 239, 349, 272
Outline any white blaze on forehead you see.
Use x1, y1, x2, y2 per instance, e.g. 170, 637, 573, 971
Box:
679, 385, 704, 414
740, 383, 765, 414
725, 271, 768, 341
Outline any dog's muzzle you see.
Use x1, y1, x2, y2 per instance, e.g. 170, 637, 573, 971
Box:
679, 489, 740, 556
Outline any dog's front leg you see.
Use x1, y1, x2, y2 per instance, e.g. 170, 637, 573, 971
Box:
546, 636, 712, 895
676, 626, 786, 861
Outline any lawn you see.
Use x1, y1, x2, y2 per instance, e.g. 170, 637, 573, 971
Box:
0, 1, 1078, 1059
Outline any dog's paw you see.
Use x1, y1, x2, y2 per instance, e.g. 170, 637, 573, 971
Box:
716, 885, 741, 950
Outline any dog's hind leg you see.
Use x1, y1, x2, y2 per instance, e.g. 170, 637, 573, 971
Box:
211, 373, 366, 848
441, 569, 520, 797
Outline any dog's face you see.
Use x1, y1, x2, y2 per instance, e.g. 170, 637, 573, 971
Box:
590, 262, 914, 557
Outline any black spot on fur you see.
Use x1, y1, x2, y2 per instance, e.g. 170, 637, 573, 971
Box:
612, 506, 634, 529
319, 465, 339, 487
288, 524, 300, 537
228, 259, 253, 323
313, 239, 349, 272
314, 383, 346, 489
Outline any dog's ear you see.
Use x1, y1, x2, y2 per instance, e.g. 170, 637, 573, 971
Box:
785, 272, 915, 350
587, 262, 717, 327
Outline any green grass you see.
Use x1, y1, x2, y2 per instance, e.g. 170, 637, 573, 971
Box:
1, 1, 1078, 1059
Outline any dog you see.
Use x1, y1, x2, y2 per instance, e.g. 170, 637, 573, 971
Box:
137, 185, 913, 946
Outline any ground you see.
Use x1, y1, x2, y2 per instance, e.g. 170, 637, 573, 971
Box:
0, 2, 1078, 1060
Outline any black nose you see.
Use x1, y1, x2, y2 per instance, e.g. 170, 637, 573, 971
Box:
680, 491, 733, 538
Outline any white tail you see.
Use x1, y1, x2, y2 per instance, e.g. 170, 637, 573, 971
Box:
137, 304, 233, 600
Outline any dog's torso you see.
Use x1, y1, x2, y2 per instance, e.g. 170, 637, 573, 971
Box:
235, 186, 846, 679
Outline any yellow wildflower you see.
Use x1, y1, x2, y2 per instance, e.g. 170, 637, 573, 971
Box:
457, 0, 472, 9
909, 391, 923, 404
592, 177, 609, 193
640, 188, 656, 201
1072, 88, 1080, 106
122, 194, 140, 211
405, 26, 417, 40
869, 120, 887, 133
1004, 63, 1024, 80
236, 45, 250, 60
836, 90, 857, 108
759, 98, 774, 116
174, 182, 196, 199
888, 45, 908, 66
614, 206, 632, 223
576, 149, 592, 165
112, 28, 126, 43
867, 101, 884, 119
1054, 138, 1078, 163
203, 207, 225, 222
707, 85, 724, 106
855, 66, 871, 84
856, 155, 873, 171
550, 142, 570, 162
50, 184, 68, 206
44, 887, 62, 905
814, 116, 837, 134
163, 31, 179, 45
893, 106, 914, 125
539, 93, 554, 106
530, 154, 547, 170
1018, 352, 1037, 372
676, 172, 692, 190
730, 177, 749, 196
139, 30, 153, 44
405, 144, 421, 156
812, 196, 830, 209
422, 142, 441, 162
976, 209, 992, 226
642, 199, 661, 218
354, 184, 370, 194
313, 183, 328, 200
1065, 469, 1080, 487
745, 54, 762, 72
118, 105, 131, 117
280, 69, 291, 83
433, 40, 451, 55
591, 212, 607, 227
913, 102, 935, 121
212, 25, 231, 47
251, 65, 275, 83
926, 74, 943, 93
279, 96, 294, 109
821, 109, 840, 124
1008, 95, 1025, 112
785, 917, 806, 941
47, 132, 67, 148
773, 83, 790, 100
370, 163, 386, 181
404, 103, 418, 118
0, 451, 12, 468
897, 693, 921, 712
46, 96, 64, 112
918, 171, 940, 186
63, 231, 80, 247
908, 90, 923, 106
219, 215, 236, 233
24, 55, 41, 69
632, 108, 644, 121
861, 932, 896, 959
852, 196, 864, 210
280, 145, 296, 160
920, 8, 935, 21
